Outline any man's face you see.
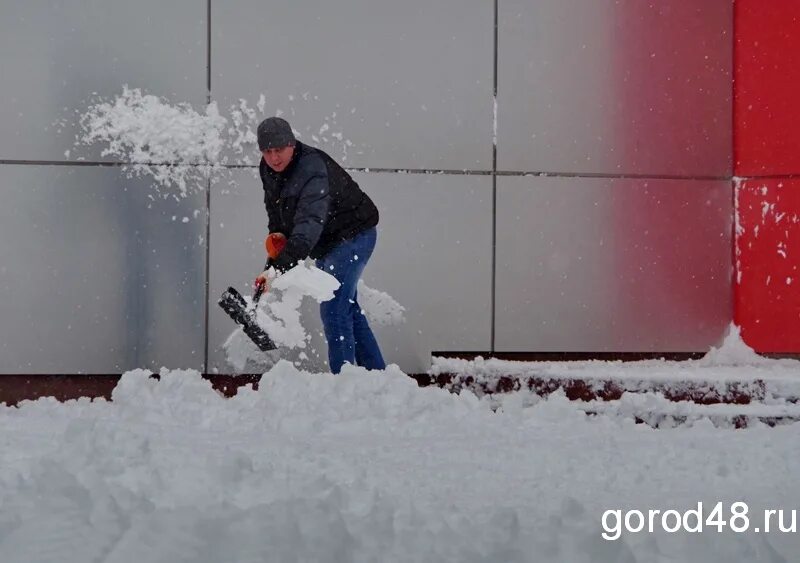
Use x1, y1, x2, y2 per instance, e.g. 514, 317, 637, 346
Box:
262, 145, 295, 172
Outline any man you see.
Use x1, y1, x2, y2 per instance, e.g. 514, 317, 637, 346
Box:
254, 116, 386, 374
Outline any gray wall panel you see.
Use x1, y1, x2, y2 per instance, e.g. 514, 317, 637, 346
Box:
495, 176, 733, 351
498, 0, 732, 176
211, 0, 493, 171
0, 1, 207, 162
356, 173, 493, 372
208, 171, 493, 374
207, 169, 272, 372
0, 165, 206, 373
0, 0, 740, 373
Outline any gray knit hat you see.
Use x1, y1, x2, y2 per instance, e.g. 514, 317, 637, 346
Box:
257, 117, 296, 150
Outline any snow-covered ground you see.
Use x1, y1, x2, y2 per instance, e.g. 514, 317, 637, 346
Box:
2, 356, 799, 562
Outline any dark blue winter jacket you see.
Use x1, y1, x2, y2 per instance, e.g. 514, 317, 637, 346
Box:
259, 141, 379, 272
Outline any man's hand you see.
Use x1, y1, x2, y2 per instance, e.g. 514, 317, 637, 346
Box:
266, 232, 287, 259
254, 270, 270, 293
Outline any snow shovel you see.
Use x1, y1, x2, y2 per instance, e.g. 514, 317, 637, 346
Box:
217, 233, 287, 351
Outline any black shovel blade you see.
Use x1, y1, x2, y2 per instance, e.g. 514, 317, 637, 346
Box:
218, 286, 277, 351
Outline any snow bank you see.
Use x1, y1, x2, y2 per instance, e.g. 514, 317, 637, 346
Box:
1, 363, 798, 562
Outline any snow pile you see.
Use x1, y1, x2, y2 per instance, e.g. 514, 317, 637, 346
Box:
698, 323, 775, 367
1, 364, 798, 562
223, 263, 339, 371
262, 262, 340, 346
79, 86, 227, 196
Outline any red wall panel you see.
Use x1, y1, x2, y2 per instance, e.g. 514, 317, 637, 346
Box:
734, 1, 800, 176
734, 1, 800, 352
736, 179, 800, 351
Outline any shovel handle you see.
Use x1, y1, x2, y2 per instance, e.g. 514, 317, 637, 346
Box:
253, 284, 265, 304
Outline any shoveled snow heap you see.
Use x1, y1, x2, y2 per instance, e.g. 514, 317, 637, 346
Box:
1, 357, 799, 562
222, 264, 405, 372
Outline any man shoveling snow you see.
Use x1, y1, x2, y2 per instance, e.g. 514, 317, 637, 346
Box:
221, 117, 386, 374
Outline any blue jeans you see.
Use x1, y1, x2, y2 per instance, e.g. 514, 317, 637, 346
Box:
316, 227, 386, 374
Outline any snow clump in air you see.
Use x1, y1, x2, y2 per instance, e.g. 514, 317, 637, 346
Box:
77, 87, 356, 196
78, 86, 228, 197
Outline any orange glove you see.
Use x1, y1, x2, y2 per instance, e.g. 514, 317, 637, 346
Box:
255, 233, 287, 294
266, 232, 287, 259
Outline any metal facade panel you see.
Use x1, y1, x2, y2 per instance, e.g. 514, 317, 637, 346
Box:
735, 178, 800, 352
734, 1, 800, 175
0, 0, 207, 162
207, 169, 272, 372
0, 165, 206, 373
208, 170, 493, 374
495, 176, 733, 351
211, 0, 493, 171
497, 0, 732, 176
